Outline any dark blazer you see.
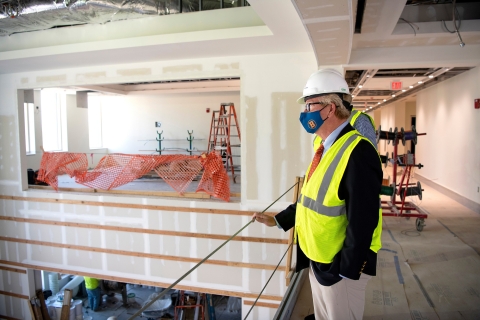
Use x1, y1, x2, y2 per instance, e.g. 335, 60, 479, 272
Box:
275, 123, 382, 286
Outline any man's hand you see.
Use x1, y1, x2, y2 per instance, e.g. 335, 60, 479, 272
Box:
252, 212, 277, 227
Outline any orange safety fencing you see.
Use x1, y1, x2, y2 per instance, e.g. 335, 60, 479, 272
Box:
37, 152, 230, 202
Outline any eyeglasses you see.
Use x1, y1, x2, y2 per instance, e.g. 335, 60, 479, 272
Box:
305, 102, 326, 112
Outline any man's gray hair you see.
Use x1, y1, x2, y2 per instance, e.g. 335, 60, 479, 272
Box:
316, 94, 350, 120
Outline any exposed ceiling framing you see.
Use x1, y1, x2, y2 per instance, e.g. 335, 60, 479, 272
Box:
347, 67, 473, 112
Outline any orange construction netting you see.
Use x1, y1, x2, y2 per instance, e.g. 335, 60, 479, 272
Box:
37, 152, 230, 202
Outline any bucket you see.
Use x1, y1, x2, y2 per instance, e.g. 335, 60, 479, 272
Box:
69, 305, 76, 320
54, 307, 62, 320
72, 299, 83, 316
46, 306, 56, 320
127, 293, 135, 304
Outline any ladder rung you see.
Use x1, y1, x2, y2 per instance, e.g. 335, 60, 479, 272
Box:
219, 115, 233, 118
215, 125, 237, 128
211, 135, 239, 137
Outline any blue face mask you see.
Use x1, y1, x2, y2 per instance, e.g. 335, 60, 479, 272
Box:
299, 105, 330, 134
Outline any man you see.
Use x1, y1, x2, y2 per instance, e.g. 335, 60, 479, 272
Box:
84, 276, 101, 312
254, 69, 382, 320
312, 79, 377, 151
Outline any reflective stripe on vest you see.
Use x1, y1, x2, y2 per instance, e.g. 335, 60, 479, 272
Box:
301, 133, 359, 217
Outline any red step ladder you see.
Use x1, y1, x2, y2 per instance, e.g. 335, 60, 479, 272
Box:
207, 103, 241, 182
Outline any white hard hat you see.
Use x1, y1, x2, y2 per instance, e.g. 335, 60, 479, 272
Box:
297, 68, 350, 104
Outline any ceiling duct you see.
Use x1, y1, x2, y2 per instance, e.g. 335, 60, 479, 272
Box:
0, 0, 233, 36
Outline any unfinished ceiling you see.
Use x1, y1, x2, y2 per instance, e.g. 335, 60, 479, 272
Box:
0, 0, 250, 36
347, 66, 473, 111
293, 0, 480, 67
0, 0, 313, 74
290, 0, 480, 112
68, 78, 241, 95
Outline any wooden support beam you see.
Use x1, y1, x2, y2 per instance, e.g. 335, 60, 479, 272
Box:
0, 195, 260, 216
36, 289, 50, 320
243, 300, 280, 309
29, 185, 211, 199
0, 236, 279, 270
27, 300, 36, 320
0, 217, 287, 245
0, 265, 27, 274
0, 260, 283, 302
0, 290, 29, 300
60, 289, 72, 320
31, 299, 43, 320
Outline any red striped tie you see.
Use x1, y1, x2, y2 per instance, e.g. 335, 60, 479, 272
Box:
307, 143, 325, 182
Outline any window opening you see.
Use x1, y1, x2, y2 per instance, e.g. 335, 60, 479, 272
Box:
88, 96, 103, 149
40, 90, 68, 152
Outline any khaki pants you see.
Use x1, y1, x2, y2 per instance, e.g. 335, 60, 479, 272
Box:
309, 266, 371, 320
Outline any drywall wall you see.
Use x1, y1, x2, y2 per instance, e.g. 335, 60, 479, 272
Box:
405, 101, 416, 125
98, 91, 240, 156
379, 100, 411, 156
25, 90, 44, 170
0, 51, 317, 319
416, 67, 480, 204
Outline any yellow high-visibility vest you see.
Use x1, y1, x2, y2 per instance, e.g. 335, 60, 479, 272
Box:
313, 110, 375, 151
84, 277, 99, 290
296, 130, 382, 263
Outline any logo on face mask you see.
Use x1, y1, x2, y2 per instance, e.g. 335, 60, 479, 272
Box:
299, 108, 328, 134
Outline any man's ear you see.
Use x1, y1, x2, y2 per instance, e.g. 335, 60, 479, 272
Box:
330, 102, 337, 113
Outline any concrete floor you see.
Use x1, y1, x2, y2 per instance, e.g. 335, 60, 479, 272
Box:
289, 173, 480, 320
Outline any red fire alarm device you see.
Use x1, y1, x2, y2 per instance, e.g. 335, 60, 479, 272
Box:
206, 108, 210, 113
475, 99, 480, 109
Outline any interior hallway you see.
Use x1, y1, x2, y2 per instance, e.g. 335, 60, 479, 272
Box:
290, 174, 480, 320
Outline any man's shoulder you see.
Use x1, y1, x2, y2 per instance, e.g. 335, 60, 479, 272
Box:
338, 123, 355, 137
351, 139, 381, 165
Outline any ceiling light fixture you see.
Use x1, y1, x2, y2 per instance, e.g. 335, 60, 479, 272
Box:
377, 102, 380, 104
429, 75, 434, 78
352, 95, 355, 98
392, 94, 396, 97
402, 89, 406, 92
446, 68, 450, 71
409, 85, 414, 88
359, 85, 363, 88
366, 74, 370, 78
383, 99, 386, 102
